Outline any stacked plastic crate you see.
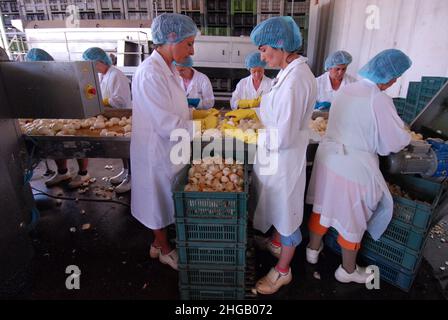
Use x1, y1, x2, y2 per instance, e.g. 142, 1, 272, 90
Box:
258, 0, 283, 23
173, 158, 254, 300
392, 97, 406, 118
123, 0, 150, 20
284, 0, 310, 53
203, 0, 230, 36
0, 1, 21, 28
401, 77, 448, 124
325, 175, 446, 291
231, 0, 256, 36
178, 0, 203, 29
415, 77, 448, 117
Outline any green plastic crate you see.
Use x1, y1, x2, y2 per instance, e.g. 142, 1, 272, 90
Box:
402, 82, 421, 123
362, 233, 421, 271
176, 217, 247, 243
392, 97, 406, 116
177, 241, 247, 266
173, 163, 249, 220
231, 0, 256, 14
180, 285, 246, 300
179, 265, 245, 287
324, 231, 420, 292
388, 175, 445, 231
381, 218, 426, 251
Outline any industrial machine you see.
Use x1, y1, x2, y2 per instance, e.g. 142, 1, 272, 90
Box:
0, 60, 104, 296
387, 81, 448, 179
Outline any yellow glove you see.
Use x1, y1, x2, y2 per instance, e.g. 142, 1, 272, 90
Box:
102, 97, 110, 106
192, 109, 210, 120
225, 109, 259, 122
208, 108, 220, 117
201, 115, 218, 130
223, 127, 258, 144
237, 96, 261, 109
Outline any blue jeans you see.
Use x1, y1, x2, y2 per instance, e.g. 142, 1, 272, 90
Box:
280, 227, 302, 247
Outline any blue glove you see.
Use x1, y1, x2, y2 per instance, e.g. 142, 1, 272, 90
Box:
314, 101, 331, 111
187, 98, 200, 108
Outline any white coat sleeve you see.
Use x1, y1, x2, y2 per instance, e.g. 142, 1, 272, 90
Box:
372, 92, 411, 155
198, 75, 215, 110
137, 72, 194, 139
108, 72, 132, 109
230, 81, 243, 110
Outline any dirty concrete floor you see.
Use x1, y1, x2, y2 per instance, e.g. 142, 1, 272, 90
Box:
19, 158, 448, 300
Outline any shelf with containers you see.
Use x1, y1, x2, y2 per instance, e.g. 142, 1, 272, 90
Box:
284, 0, 310, 15
178, 0, 201, 11
259, 0, 283, 12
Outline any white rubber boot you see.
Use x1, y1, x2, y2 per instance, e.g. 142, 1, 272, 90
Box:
110, 169, 128, 184
45, 172, 72, 187
334, 265, 371, 284
114, 174, 131, 193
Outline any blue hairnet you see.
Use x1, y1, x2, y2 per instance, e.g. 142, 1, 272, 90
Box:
151, 13, 198, 45
82, 47, 112, 66
173, 56, 193, 67
325, 50, 352, 70
250, 16, 302, 52
25, 48, 54, 61
245, 51, 266, 69
358, 49, 412, 84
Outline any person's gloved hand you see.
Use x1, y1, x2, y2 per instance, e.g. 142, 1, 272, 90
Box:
192, 109, 210, 120
187, 98, 201, 108
223, 126, 257, 144
201, 115, 218, 130
314, 101, 331, 111
102, 97, 110, 106
238, 96, 261, 109
208, 108, 220, 117
225, 109, 259, 122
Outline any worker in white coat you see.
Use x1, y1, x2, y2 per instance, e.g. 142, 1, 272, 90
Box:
230, 51, 272, 110
83, 47, 132, 193
25, 48, 91, 189
173, 56, 215, 109
306, 49, 412, 284
315, 50, 356, 111
130, 13, 199, 271
250, 16, 317, 294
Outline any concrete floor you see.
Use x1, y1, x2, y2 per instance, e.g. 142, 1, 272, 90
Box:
19, 158, 448, 299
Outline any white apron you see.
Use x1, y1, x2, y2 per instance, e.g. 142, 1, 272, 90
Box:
307, 83, 395, 242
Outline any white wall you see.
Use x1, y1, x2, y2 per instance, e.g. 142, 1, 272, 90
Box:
323, 0, 448, 97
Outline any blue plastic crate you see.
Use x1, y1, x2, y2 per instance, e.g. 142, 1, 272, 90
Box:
381, 218, 426, 251
392, 97, 406, 116
324, 230, 420, 292
180, 285, 246, 300
177, 241, 246, 267
401, 82, 421, 123
388, 175, 445, 230
179, 265, 245, 287
173, 163, 249, 220
361, 233, 421, 271
176, 217, 247, 243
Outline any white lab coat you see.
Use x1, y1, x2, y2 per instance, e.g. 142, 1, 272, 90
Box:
230, 75, 272, 110
316, 72, 356, 104
99, 66, 132, 109
178, 68, 215, 109
253, 57, 317, 236
306, 79, 411, 242
130, 50, 194, 229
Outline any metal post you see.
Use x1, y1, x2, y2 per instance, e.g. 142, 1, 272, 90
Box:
0, 6, 12, 59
